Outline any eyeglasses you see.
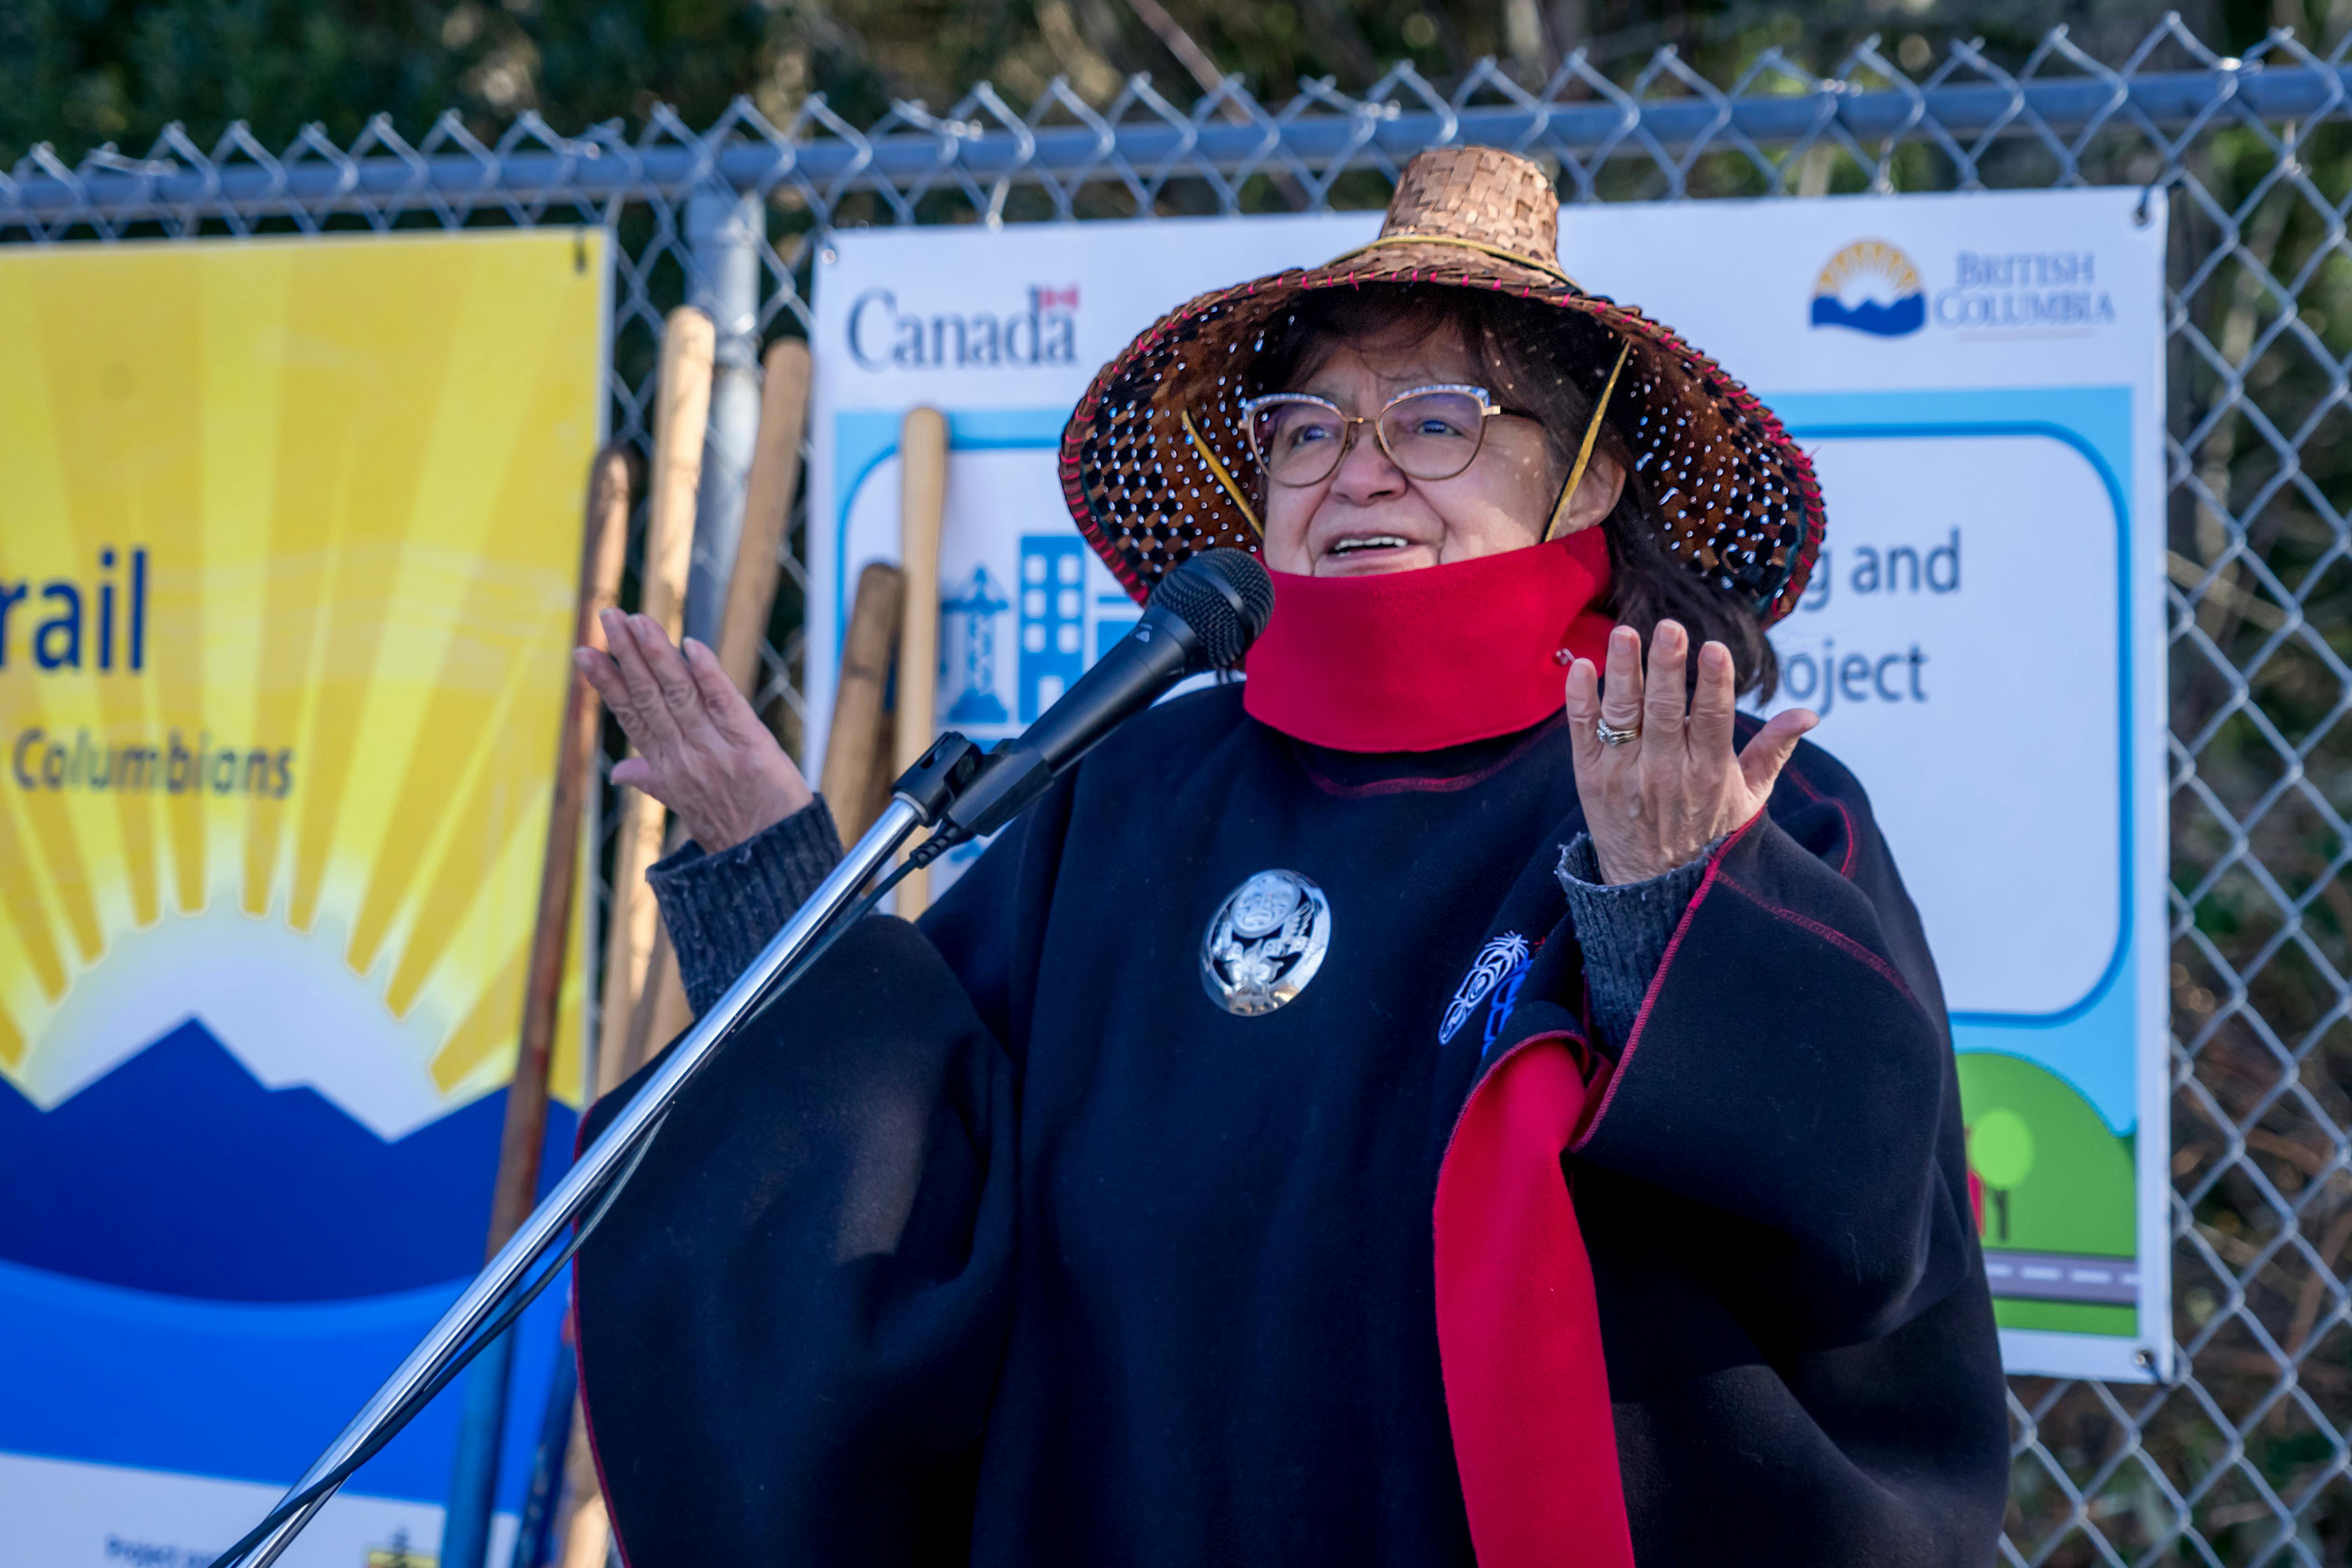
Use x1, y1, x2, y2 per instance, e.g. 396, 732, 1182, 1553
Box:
1240, 384, 1535, 488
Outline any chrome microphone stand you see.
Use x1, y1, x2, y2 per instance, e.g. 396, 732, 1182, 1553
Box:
224, 737, 984, 1568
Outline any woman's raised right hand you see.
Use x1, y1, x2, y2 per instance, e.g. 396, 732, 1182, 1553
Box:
574, 608, 814, 852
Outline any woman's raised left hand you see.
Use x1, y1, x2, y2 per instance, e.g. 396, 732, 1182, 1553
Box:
1564, 620, 1818, 885
574, 609, 813, 853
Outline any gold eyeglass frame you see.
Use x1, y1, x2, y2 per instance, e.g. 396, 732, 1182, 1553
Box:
1238, 383, 1532, 488
1183, 338, 1635, 546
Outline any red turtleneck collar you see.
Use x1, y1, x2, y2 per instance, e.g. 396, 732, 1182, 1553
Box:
1241, 531, 1615, 754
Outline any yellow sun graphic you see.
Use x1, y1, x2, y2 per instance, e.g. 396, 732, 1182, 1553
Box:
1813, 238, 1923, 301
0, 230, 603, 1135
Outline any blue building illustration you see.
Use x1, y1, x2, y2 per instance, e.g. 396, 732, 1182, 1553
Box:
942, 564, 1012, 725
1019, 536, 1088, 722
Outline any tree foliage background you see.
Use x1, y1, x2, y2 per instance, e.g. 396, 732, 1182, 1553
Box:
0, 0, 2330, 169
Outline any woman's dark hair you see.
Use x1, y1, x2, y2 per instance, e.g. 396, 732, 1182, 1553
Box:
1250, 283, 1779, 700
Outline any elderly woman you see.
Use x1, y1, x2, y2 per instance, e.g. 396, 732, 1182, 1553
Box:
571, 149, 2006, 1568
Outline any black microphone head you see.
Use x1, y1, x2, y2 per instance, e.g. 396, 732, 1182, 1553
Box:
1149, 549, 1275, 668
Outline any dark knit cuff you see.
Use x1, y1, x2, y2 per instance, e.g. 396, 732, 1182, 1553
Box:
647, 798, 846, 1016
1554, 833, 1717, 1053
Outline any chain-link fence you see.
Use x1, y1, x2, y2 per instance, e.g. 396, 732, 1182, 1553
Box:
9, 12, 2352, 1565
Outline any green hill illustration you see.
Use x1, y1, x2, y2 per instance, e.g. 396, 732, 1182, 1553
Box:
1957, 1051, 2138, 1337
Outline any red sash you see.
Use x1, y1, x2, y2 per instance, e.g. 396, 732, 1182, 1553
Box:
1434, 1035, 1636, 1568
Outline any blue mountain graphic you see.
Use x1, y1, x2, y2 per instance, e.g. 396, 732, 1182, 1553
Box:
1810, 292, 1927, 338
0, 1020, 575, 1302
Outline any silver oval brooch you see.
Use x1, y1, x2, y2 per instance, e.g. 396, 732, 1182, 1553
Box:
1201, 869, 1331, 1017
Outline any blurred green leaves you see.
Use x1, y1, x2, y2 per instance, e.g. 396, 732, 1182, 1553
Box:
0, 1, 2309, 171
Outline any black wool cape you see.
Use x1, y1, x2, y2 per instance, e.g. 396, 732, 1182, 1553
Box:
572, 687, 2010, 1567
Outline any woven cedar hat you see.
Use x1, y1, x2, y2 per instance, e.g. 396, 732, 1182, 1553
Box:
1057, 146, 1825, 624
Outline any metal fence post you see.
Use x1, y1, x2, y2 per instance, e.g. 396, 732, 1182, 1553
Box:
686, 186, 765, 649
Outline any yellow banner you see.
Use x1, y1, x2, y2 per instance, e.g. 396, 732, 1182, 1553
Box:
0, 229, 603, 1137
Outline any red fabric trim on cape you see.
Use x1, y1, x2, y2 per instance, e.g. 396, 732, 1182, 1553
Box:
1570, 805, 1758, 1156
1242, 532, 1615, 754
1434, 1031, 1636, 1568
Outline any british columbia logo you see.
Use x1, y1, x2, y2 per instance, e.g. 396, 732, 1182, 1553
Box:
1810, 240, 1926, 338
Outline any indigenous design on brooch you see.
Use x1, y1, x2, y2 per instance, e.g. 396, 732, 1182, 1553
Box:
1201, 870, 1331, 1017
1439, 933, 1532, 1045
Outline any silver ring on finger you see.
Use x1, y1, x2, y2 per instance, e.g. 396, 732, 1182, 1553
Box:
1595, 717, 1642, 747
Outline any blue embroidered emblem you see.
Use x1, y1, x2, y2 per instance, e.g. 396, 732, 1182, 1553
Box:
1439, 933, 1530, 1045
1480, 957, 1534, 1056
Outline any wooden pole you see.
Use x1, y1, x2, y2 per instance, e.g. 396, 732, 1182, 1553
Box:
892, 407, 948, 918
626, 925, 689, 1065
642, 308, 715, 636
488, 446, 631, 1249
622, 336, 810, 1062
818, 561, 906, 845
440, 446, 630, 1568
556, 312, 712, 1568
595, 306, 712, 1095
860, 693, 899, 838
716, 338, 812, 699
621, 871, 691, 1075
556, 1493, 609, 1568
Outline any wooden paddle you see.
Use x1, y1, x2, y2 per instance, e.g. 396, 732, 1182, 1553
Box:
561, 310, 713, 1568
595, 305, 711, 1096
819, 560, 907, 845
625, 335, 814, 1062
891, 407, 948, 918
481, 446, 631, 1253
717, 338, 812, 700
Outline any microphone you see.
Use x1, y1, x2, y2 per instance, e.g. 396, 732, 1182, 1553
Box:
939, 548, 1274, 839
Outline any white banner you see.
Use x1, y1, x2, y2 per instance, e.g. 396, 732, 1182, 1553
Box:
807, 188, 2170, 1382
